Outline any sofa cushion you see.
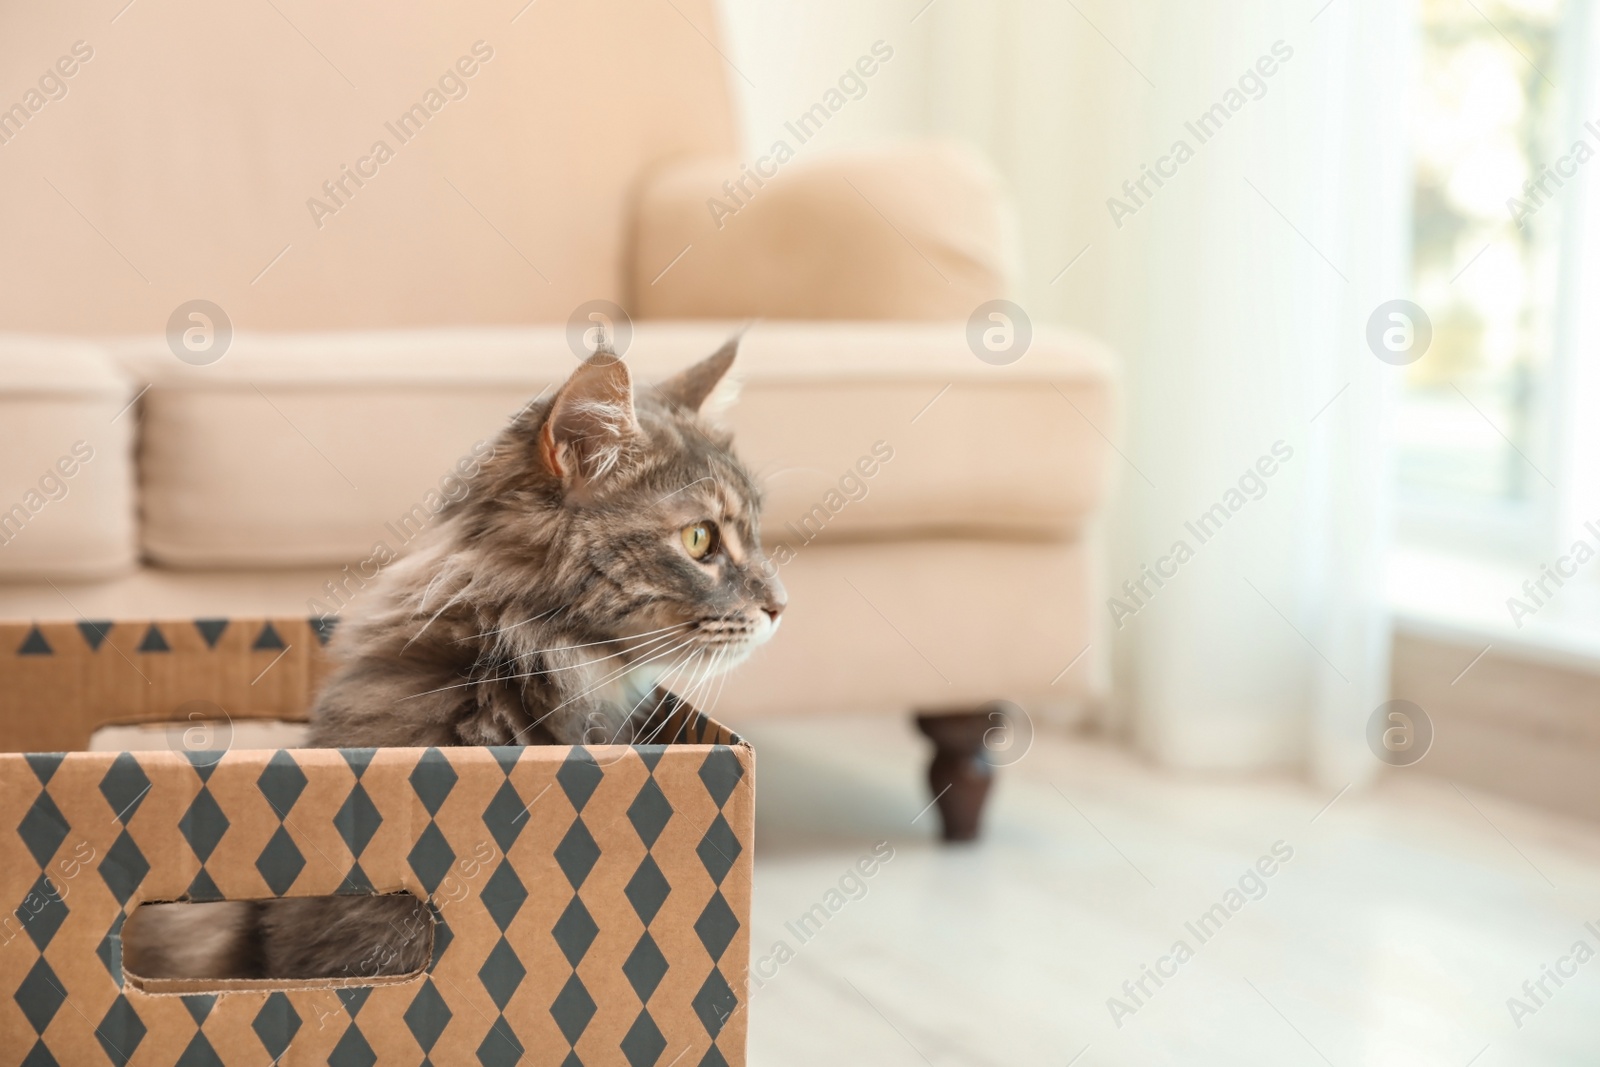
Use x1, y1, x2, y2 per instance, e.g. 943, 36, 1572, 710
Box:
632, 143, 1015, 320
0, 337, 137, 580
114, 322, 1115, 569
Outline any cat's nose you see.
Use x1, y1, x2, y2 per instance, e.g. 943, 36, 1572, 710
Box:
761, 575, 787, 627
763, 583, 787, 623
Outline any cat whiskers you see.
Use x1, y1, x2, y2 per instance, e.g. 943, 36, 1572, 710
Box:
507, 619, 695, 661
465, 602, 569, 643
512, 631, 704, 742
404, 556, 480, 651
601, 645, 707, 748
399, 623, 694, 702
494, 623, 697, 684
637, 644, 727, 747
703, 643, 734, 713
629, 646, 710, 747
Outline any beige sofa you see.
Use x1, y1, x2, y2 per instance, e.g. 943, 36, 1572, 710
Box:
0, 0, 1115, 838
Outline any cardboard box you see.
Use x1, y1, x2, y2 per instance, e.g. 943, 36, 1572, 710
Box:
0, 617, 754, 1066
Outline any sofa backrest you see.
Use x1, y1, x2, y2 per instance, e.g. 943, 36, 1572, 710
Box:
0, 0, 736, 334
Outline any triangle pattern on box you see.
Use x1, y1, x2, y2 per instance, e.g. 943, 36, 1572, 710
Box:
309, 615, 339, 646
77, 620, 113, 651
193, 619, 229, 649
17, 627, 51, 656
252, 621, 286, 651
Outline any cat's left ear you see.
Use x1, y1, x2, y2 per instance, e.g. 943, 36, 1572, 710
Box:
655, 337, 739, 413
539, 353, 639, 482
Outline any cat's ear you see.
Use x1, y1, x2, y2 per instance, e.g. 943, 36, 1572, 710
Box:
656, 337, 739, 413
539, 353, 639, 482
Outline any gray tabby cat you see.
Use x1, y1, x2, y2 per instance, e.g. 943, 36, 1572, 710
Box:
124, 340, 785, 982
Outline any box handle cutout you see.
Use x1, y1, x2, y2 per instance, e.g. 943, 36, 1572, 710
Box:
121, 893, 434, 994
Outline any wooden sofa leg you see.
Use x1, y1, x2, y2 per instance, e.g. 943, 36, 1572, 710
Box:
913, 710, 994, 842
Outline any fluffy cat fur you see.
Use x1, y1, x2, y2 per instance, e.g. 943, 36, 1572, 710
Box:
123, 339, 785, 983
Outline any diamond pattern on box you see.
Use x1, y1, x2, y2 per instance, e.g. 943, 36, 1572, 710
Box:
99, 831, 151, 907
18, 1042, 56, 1067
16, 873, 69, 952
179, 788, 230, 863
628, 777, 674, 849
407, 822, 457, 895
693, 969, 738, 1039
476, 1016, 525, 1067
13, 957, 65, 1035
251, 991, 301, 1059
482, 779, 530, 855
698, 747, 744, 809
16, 792, 68, 869
554, 819, 601, 890
697, 814, 741, 886
328, 1022, 377, 1067
97, 994, 147, 1066
404, 979, 452, 1053
695, 892, 740, 963
0, 640, 753, 1066
551, 972, 597, 1046
333, 782, 382, 857
256, 749, 308, 815
551, 896, 599, 967
100, 753, 152, 824
478, 936, 527, 1011
174, 1031, 226, 1067
626, 856, 672, 927
621, 1009, 668, 1067
255, 825, 306, 897
623, 933, 669, 1003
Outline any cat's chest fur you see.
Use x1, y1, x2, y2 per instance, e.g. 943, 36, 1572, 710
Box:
587, 660, 664, 716
449, 628, 669, 747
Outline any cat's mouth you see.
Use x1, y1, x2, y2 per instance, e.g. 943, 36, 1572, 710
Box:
692, 610, 776, 649
650, 609, 778, 679
607, 610, 777, 701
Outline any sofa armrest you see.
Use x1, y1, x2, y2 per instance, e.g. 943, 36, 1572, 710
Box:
629, 141, 1015, 320
0, 337, 138, 581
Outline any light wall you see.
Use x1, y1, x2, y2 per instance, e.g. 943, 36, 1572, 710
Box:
0, 0, 737, 334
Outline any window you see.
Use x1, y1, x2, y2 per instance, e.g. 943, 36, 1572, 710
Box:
1397, 0, 1579, 557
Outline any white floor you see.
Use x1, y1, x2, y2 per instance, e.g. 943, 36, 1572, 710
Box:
739, 715, 1600, 1067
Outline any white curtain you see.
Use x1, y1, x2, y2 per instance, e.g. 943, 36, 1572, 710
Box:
720, 0, 1414, 785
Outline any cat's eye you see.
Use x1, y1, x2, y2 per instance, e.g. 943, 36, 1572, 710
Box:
682, 521, 718, 560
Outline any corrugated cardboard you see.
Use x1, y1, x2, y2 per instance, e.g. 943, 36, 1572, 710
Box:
0, 617, 753, 1066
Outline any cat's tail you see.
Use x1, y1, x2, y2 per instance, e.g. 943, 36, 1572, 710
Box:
121, 900, 264, 982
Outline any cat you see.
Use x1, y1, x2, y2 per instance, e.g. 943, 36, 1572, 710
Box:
123, 338, 786, 983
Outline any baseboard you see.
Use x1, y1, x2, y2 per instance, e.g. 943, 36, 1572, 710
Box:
1389, 629, 1600, 822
